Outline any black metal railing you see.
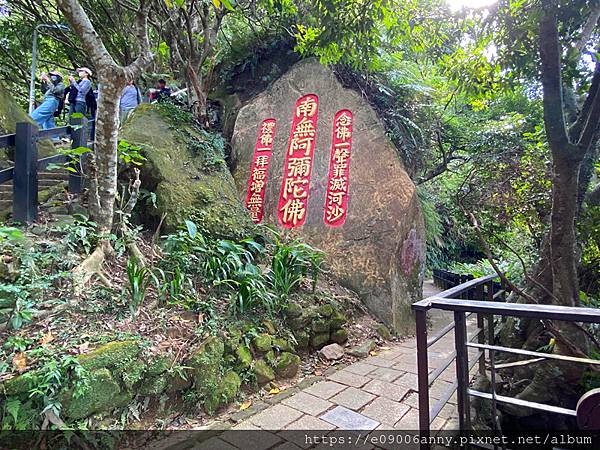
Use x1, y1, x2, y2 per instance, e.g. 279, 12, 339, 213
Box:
413, 274, 600, 449
0, 117, 94, 223
432, 268, 505, 299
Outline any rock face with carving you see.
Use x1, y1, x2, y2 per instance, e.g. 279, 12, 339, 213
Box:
230, 59, 425, 334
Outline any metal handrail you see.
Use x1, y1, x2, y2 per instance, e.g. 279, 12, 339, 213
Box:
416, 296, 600, 323
413, 276, 600, 450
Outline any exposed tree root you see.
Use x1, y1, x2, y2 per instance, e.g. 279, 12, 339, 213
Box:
71, 241, 111, 295
127, 241, 147, 266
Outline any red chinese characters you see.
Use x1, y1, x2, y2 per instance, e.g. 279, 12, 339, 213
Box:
277, 94, 319, 228
324, 109, 353, 227
245, 118, 276, 223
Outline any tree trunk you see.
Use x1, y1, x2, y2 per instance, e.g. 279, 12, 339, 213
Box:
187, 63, 207, 121
95, 67, 126, 233
549, 155, 582, 306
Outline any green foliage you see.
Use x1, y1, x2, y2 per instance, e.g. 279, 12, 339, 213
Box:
156, 102, 193, 125
46, 145, 91, 174
126, 258, 151, 320
152, 266, 195, 307
1, 355, 88, 430
0, 234, 71, 330
60, 214, 99, 255
581, 349, 600, 391
118, 140, 147, 167
0, 226, 23, 242
268, 237, 323, 305
160, 221, 323, 317
186, 129, 226, 172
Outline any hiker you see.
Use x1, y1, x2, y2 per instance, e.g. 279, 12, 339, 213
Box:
156, 79, 172, 103
30, 71, 65, 130
119, 80, 142, 123
67, 67, 92, 114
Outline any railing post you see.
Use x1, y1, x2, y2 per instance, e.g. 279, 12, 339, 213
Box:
476, 283, 486, 375
415, 309, 430, 450
13, 121, 39, 223
69, 116, 88, 194
454, 311, 471, 436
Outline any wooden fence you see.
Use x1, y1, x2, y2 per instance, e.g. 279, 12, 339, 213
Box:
0, 117, 93, 223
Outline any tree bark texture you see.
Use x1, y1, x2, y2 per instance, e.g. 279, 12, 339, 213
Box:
538, 1, 600, 306
57, 0, 153, 234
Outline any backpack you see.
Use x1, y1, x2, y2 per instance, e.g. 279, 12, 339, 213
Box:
85, 88, 97, 115
54, 92, 65, 117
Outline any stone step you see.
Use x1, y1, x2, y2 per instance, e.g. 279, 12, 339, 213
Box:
39, 172, 70, 180
0, 179, 67, 189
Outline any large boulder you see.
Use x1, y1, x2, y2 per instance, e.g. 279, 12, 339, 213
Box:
231, 59, 425, 334
120, 104, 253, 237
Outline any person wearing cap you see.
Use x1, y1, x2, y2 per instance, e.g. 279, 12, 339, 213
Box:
68, 67, 92, 114
30, 70, 65, 130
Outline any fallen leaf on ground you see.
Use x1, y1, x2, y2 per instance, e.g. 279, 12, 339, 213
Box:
239, 400, 252, 410
314, 370, 322, 376
369, 351, 378, 356
268, 387, 281, 395
77, 342, 90, 354
40, 331, 55, 345
12, 352, 27, 372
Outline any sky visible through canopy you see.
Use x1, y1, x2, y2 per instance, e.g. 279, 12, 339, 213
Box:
447, 0, 498, 10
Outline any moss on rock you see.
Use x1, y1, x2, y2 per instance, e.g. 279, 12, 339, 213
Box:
317, 304, 334, 318
329, 311, 347, 331
274, 352, 300, 379
294, 331, 310, 350
63, 368, 132, 420
224, 326, 242, 354
272, 338, 294, 353
77, 340, 141, 373
235, 345, 252, 370
139, 374, 168, 396
188, 336, 225, 401
1, 372, 34, 396
374, 323, 392, 340
119, 104, 253, 237
253, 334, 272, 353
253, 359, 275, 385
204, 371, 241, 415
330, 329, 349, 344
310, 333, 330, 350
286, 303, 303, 319
311, 319, 329, 334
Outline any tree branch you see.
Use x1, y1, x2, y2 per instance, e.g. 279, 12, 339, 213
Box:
539, 2, 571, 153
575, 4, 600, 55
56, 0, 117, 68
124, 0, 154, 77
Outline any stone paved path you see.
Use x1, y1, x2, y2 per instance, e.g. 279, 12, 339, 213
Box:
155, 281, 478, 449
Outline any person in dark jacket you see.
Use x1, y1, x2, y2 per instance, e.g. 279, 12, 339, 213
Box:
156, 79, 171, 103
30, 70, 65, 129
